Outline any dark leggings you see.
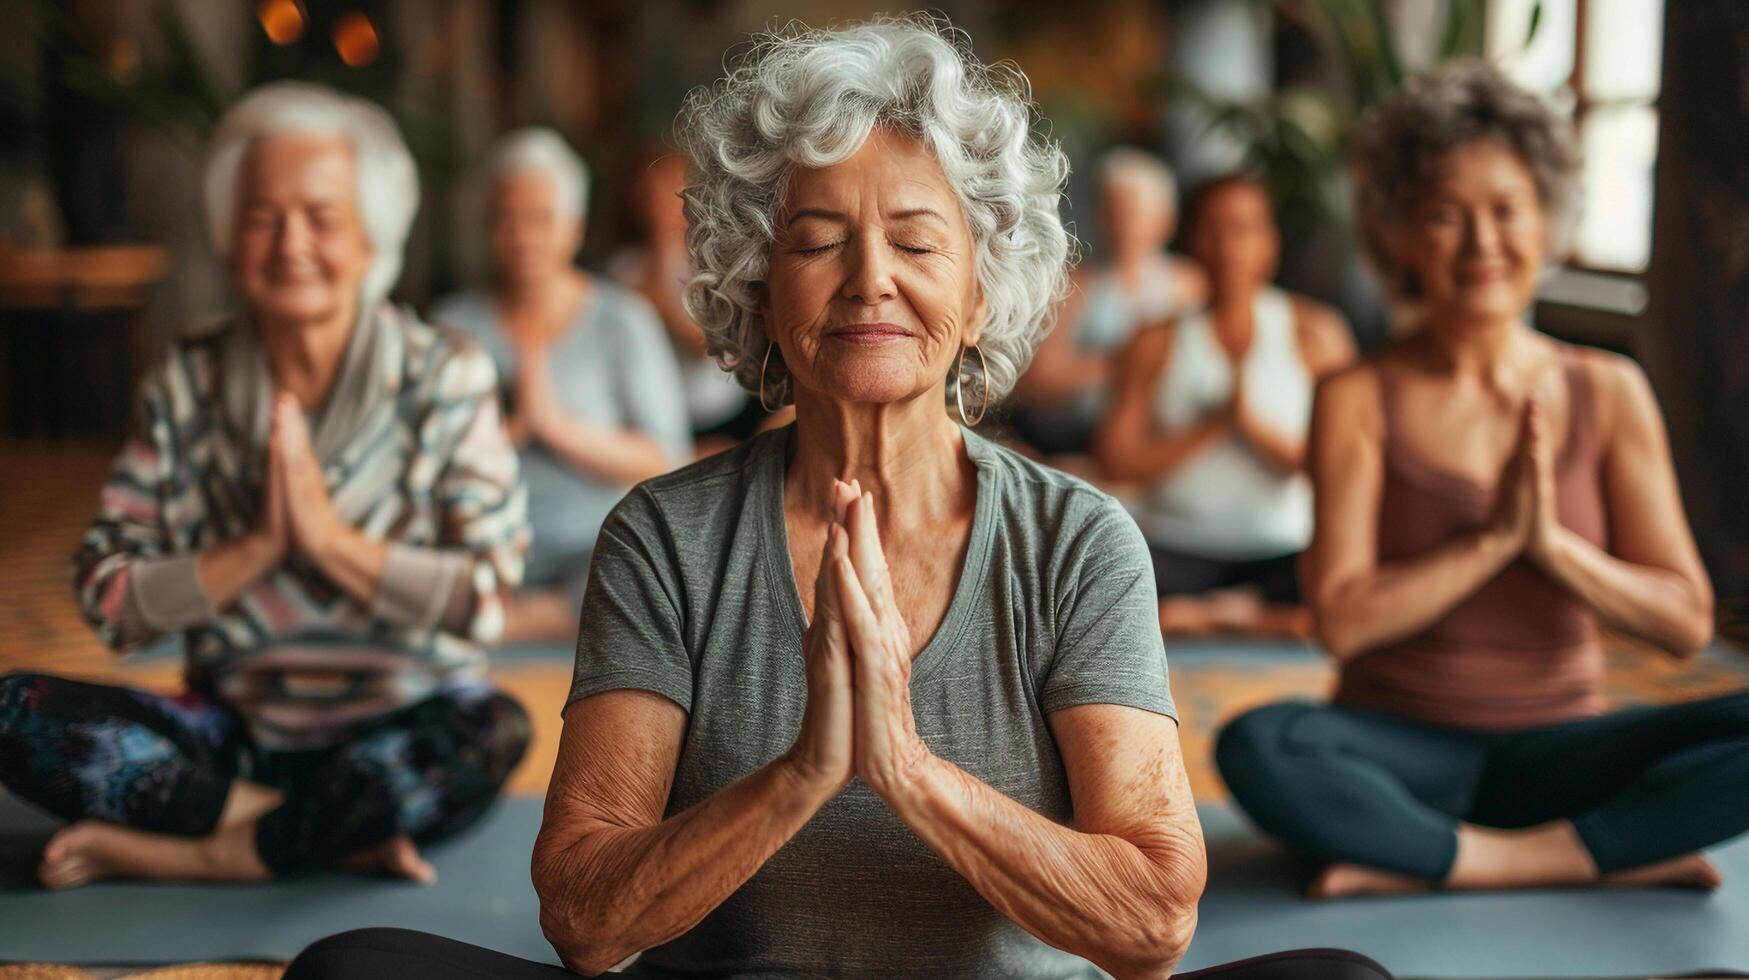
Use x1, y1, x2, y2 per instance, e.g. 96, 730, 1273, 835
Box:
1216, 691, 1749, 879
284, 928, 1395, 979
0, 671, 530, 874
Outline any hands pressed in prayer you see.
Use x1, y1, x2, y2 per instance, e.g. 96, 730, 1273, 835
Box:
787, 480, 860, 792
833, 483, 933, 800
1494, 396, 1561, 564
511, 340, 564, 448
269, 392, 389, 602
273, 392, 348, 561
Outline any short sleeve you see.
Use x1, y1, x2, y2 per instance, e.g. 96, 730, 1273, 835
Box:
1041, 497, 1176, 721
567, 486, 694, 715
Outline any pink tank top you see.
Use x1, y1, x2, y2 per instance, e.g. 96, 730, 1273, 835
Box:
1333, 350, 1609, 730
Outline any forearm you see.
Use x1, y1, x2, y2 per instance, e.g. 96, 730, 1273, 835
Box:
882, 755, 1202, 979
1098, 419, 1226, 482
539, 416, 676, 487
307, 525, 389, 609
1233, 413, 1304, 473
536, 754, 835, 974
196, 532, 281, 609
1539, 527, 1713, 656
1316, 528, 1521, 660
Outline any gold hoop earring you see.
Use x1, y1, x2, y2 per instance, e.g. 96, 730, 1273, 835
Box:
955, 344, 989, 426
759, 342, 783, 413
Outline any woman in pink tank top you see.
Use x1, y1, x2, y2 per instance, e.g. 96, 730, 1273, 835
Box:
1216, 60, 1746, 899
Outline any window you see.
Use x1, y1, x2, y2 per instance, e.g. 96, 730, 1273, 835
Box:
1488, 0, 1664, 273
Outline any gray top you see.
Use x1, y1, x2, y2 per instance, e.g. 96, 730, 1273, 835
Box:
434, 283, 691, 590
568, 425, 1175, 980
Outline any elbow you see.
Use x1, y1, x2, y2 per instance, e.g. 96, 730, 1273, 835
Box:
1311, 609, 1363, 662
1671, 604, 1715, 661
536, 888, 635, 977
533, 856, 635, 976
1099, 901, 1198, 980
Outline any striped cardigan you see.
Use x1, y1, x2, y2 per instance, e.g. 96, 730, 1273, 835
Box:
74, 304, 529, 744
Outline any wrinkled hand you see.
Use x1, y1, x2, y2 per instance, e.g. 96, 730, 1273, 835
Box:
272, 392, 343, 560
256, 417, 290, 563
514, 346, 563, 445
787, 480, 860, 794
835, 488, 931, 799
1521, 398, 1561, 563
1492, 397, 1556, 556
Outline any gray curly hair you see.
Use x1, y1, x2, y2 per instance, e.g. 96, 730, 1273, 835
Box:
675, 14, 1073, 404
1353, 58, 1581, 301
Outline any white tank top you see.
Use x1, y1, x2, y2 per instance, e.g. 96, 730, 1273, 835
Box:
1133, 285, 1314, 560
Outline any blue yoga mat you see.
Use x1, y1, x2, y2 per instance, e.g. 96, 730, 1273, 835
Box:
4, 794, 1749, 976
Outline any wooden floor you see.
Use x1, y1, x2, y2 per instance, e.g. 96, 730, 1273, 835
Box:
4, 440, 1747, 803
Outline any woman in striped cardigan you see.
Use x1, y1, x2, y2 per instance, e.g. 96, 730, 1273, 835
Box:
0, 83, 532, 888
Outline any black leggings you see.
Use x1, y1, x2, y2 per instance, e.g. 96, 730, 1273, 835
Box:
284, 928, 1395, 979
0, 671, 530, 874
1216, 691, 1749, 879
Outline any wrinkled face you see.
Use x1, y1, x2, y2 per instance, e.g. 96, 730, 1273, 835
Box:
232, 134, 373, 325
1100, 176, 1175, 261
1398, 139, 1548, 323
491, 171, 583, 288
764, 128, 986, 406
1190, 181, 1278, 297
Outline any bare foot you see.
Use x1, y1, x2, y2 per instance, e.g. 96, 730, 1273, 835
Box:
1602, 853, 1722, 890
1308, 862, 1432, 899
338, 834, 437, 884
39, 820, 269, 889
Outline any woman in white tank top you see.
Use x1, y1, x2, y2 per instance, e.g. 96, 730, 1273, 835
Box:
1011, 149, 1207, 454
1096, 176, 1354, 636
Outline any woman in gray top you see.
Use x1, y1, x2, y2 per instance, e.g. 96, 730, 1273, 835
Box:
435, 129, 692, 643
287, 17, 1393, 980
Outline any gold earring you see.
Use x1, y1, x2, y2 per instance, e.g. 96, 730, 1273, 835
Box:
955, 344, 989, 426
759, 342, 783, 413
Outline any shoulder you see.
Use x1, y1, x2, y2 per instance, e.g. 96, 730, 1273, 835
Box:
1288, 293, 1356, 359
1311, 351, 1387, 437
1559, 341, 1659, 438
137, 322, 234, 425
608, 428, 780, 541
428, 291, 495, 340
395, 305, 502, 402
974, 433, 1149, 565
594, 279, 663, 330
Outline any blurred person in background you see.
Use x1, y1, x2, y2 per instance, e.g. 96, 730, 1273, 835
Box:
1011, 148, 1208, 457
1217, 61, 1745, 899
611, 151, 762, 456
1096, 175, 1354, 637
435, 129, 691, 644
0, 82, 532, 888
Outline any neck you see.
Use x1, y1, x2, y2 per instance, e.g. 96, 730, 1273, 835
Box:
497, 268, 586, 317
788, 388, 974, 529
1113, 249, 1158, 284
1208, 283, 1259, 347
1418, 308, 1531, 379
260, 300, 359, 410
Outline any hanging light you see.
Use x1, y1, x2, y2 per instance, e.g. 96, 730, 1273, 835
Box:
258, 0, 306, 45
333, 11, 381, 67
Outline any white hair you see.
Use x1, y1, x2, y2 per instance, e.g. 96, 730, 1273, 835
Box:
1100, 147, 1178, 210
676, 14, 1073, 403
203, 81, 420, 310
488, 127, 590, 223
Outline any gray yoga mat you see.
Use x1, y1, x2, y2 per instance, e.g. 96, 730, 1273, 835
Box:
4, 793, 1749, 977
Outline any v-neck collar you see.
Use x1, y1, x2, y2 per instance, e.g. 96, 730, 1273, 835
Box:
756, 423, 999, 687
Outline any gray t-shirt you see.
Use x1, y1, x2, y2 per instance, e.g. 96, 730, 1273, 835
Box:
569, 424, 1175, 979
433, 283, 692, 592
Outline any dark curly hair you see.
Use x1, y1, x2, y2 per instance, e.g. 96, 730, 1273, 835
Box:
1352, 58, 1581, 300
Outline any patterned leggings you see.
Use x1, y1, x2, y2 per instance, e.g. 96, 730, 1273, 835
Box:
0, 671, 531, 875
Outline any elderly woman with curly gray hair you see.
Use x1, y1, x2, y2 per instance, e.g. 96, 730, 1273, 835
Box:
286, 16, 1392, 980
1217, 59, 1747, 900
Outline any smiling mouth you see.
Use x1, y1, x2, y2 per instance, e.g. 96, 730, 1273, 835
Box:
826, 323, 913, 345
